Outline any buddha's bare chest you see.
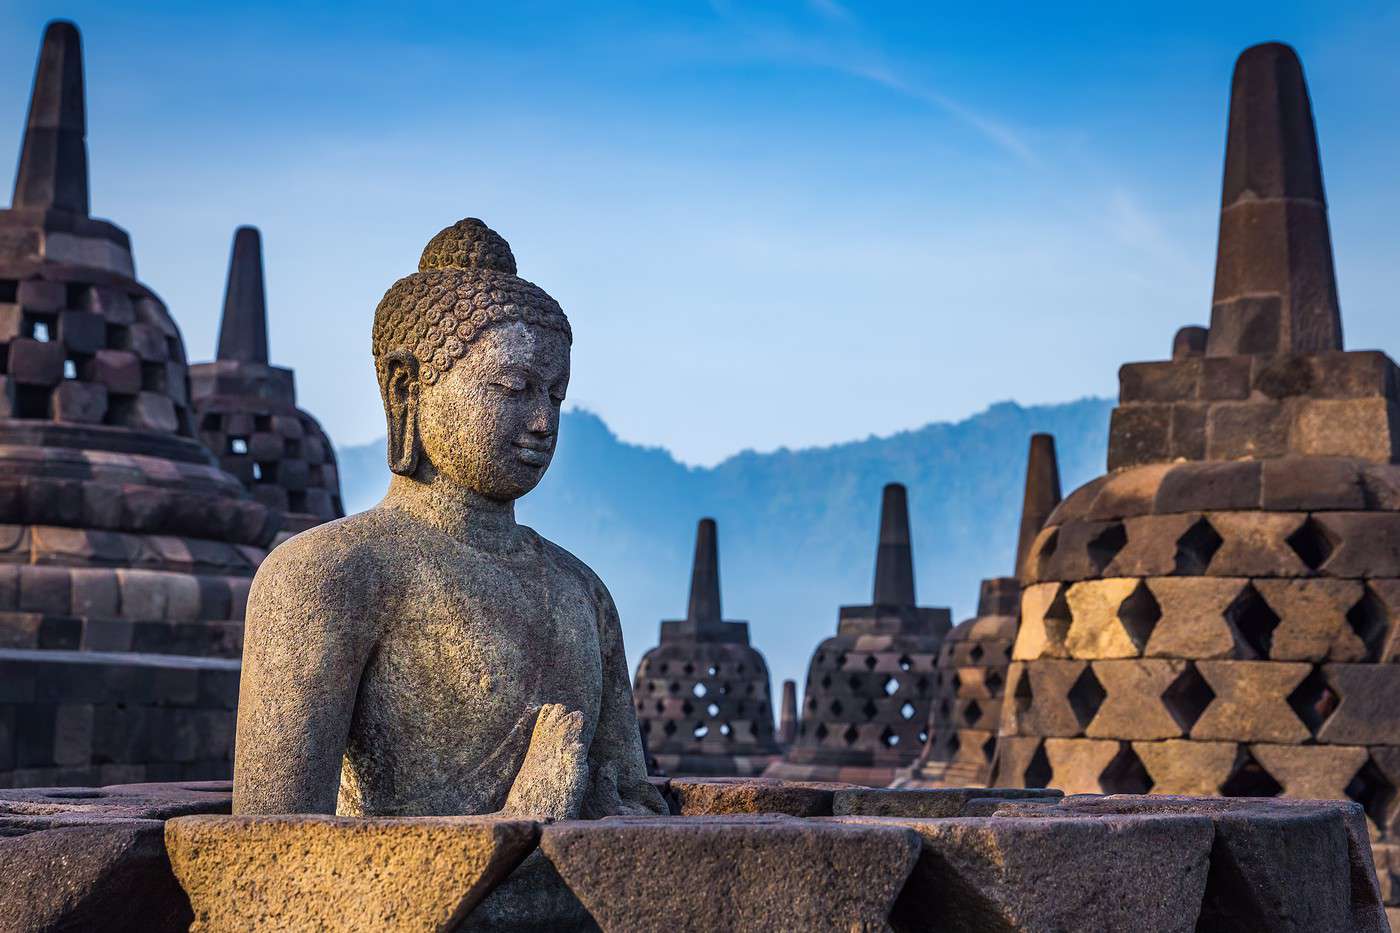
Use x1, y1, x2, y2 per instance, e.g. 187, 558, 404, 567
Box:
358, 562, 606, 734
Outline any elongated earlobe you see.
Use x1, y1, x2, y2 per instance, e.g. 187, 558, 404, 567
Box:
380, 351, 421, 476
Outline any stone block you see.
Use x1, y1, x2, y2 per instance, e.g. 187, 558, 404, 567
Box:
1133, 739, 1238, 795
1292, 398, 1399, 462
1313, 512, 1400, 577
1064, 578, 1141, 659
167, 814, 539, 933
999, 660, 1089, 739
52, 379, 108, 423
17, 278, 64, 312
1085, 659, 1189, 740
1042, 737, 1121, 794
1200, 355, 1252, 400
1192, 661, 1311, 743
1154, 461, 1262, 514
1206, 512, 1311, 577
18, 565, 71, 615
1250, 744, 1369, 799
8, 337, 64, 385
1317, 664, 1400, 745
123, 392, 178, 432
1252, 579, 1362, 661
1119, 360, 1200, 403
1083, 463, 1172, 521
1014, 583, 1071, 662
117, 569, 168, 621
0, 817, 193, 932
126, 323, 169, 362
1107, 404, 1171, 470
540, 814, 920, 932
1021, 795, 1371, 932
85, 286, 136, 323
57, 309, 105, 354
1108, 514, 1199, 576
0, 303, 24, 340
1206, 400, 1291, 460
668, 778, 851, 817
90, 349, 141, 394
1261, 456, 1366, 510
848, 812, 1213, 933
832, 787, 1060, 819
1169, 402, 1208, 459
1143, 577, 1240, 659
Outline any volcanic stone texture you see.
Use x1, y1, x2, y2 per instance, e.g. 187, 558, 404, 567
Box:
767, 484, 952, 786
0, 778, 1381, 931
0, 22, 277, 787
633, 519, 780, 777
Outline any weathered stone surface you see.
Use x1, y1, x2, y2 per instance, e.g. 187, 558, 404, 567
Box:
1042, 737, 1121, 795
1251, 744, 1368, 799
839, 811, 1213, 933
541, 814, 921, 932
1316, 664, 1400, 745
1064, 578, 1141, 659
831, 786, 1062, 818
1192, 661, 1311, 743
167, 813, 539, 933
1013, 582, 1070, 660
669, 777, 853, 817
0, 815, 193, 933
1022, 795, 1380, 932
1086, 659, 1189, 740
1134, 740, 1239, 795
1143, 577, 1241, 659
233, 220, 664, 821
1252, 578, 1363, 661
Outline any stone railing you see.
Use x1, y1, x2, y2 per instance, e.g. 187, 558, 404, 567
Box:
0, 777, 1386, 931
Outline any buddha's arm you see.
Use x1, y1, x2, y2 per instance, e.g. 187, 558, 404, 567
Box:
232, 538, 378, 815
581, 587, 668, 817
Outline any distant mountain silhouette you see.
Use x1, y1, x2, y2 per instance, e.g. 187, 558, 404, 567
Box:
335, 398, 1114, 690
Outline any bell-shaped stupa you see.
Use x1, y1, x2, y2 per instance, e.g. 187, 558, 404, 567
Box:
765, 483, 951, 785
0, 23, 278, 786
633, 518, 780, 776
901, 434, 1061, 787
190, 227, 344, 541
993, 44, 1400, 909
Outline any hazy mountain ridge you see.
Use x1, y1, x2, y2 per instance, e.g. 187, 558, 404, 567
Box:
335, 398, 1115, 688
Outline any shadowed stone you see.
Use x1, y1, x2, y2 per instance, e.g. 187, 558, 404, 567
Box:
874, 483, 915, 605
12, 21, 87, 215
214, 227, 268, 365
540, 814, 921, 932
1208, 42, 1342, 357
1015, 433, 1063, 581
166, 814, 539, 933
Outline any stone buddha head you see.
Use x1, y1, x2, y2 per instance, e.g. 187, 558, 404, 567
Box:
371, 219, 572, 500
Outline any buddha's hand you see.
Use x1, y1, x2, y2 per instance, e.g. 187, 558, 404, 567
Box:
502, 703, 589, 821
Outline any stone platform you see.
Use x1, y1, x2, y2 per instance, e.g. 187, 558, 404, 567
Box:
0, 778, 1385, 931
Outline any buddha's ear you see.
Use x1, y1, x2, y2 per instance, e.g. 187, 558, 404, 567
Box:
380, 350, 422, 476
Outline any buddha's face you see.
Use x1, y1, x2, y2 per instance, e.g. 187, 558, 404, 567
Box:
415, 321, 570, 501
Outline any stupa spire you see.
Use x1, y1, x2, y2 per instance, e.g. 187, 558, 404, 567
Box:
872, 483, 915, 606
216, 227, 270, 365
12, 20, 88, 215
1208, 42, 1341, 356
686, 518, 722, 625
1014, 434, 1062, 580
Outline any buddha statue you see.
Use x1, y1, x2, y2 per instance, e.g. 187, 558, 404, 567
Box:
232, 218, 666, 822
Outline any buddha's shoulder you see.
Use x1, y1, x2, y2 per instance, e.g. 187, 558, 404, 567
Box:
253, 508, 420, 594
524, 527, 612, 602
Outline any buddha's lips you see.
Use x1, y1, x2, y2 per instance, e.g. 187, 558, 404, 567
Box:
513, 441, 553, 466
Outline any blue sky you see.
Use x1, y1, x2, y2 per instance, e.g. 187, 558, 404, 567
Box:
2, 1, 1399, 464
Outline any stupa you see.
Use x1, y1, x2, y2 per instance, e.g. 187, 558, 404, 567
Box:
765, 483, 951, 785
902, 434, 1061, 787
993, 42, 1400, 906
0, 22, 277, 786
633, 518, 781, 776
190, 227, 344, 541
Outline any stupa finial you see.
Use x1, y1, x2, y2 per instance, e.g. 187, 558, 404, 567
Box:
1014, 434, 1062, 580
216, 227, 270, 365
1208, 42, 1341, 356
686, 518, 722, 625
872, 483, 916, 606
12, 20, 88, 215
